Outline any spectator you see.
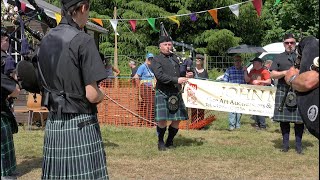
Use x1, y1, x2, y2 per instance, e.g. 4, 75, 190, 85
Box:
133, 53, 156, 123
191, 54, 208, 123
270, 33, 304, 154
100, 52, 120, 87
129, 60, 138, 78
223, 55, 246, 131
244, 57, 271, 130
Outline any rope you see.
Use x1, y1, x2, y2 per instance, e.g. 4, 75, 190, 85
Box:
103, 93, 157, 125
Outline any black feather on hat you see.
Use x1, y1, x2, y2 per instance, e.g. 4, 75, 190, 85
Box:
61, 0, 85, 10
159, 36, 172, 44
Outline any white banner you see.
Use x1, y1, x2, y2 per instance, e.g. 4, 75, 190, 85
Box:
182, 79, 277, 116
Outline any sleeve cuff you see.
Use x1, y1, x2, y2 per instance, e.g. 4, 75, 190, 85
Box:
172, 77, 179, 84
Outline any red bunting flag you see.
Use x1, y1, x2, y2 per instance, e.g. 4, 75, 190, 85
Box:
92, 18, 103, 27
208, 9, 218, 25
252, 0, 262, 17
128, 20, 137, 32
21, 2, 26, 12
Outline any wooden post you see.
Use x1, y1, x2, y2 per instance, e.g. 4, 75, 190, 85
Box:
113, 7, 119, 88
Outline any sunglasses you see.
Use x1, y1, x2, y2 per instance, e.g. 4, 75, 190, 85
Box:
284, 41, 296, 45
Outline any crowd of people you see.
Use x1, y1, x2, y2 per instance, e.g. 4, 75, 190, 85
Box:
1, 0, 319, 178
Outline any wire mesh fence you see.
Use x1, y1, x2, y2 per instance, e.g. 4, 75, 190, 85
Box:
97, 78, 217, 129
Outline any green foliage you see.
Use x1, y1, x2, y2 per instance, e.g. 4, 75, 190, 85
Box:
207, 68, 224, 80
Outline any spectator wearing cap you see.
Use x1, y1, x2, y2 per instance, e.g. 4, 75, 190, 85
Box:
191, 54, 208, 123
223, 55, 246, 131
134, 53, 156, 123
150, 36, 193, 151
244, 57, 271, 130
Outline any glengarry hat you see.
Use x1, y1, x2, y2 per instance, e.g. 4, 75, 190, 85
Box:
61, 0, 84, 10
158, 36, 172, 44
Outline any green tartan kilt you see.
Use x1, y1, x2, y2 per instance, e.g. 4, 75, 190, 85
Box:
273, 84, 303, 123
1, 115, 17, 176
42, 113, 108, 180
154, 90, 188, 121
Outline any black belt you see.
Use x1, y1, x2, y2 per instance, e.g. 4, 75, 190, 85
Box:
77, 118, 97, 129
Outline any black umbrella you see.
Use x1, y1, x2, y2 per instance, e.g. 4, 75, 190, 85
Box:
227, 44, 267, 54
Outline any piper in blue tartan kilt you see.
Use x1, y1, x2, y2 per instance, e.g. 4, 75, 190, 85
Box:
1, 27, 21, 179
270, 33, 304, 154
150, 36, 193, 151
37, 0, 109, 179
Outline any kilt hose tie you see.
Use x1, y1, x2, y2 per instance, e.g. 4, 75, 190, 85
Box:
42, 113, 108, 180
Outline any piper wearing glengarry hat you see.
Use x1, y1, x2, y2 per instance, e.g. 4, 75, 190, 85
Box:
38, 0, 109, 179
150, 36, 194, 151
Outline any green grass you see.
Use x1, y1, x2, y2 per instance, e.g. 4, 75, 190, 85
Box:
14, 111, 319, 180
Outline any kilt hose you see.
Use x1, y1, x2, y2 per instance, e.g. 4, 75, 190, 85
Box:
154, 90, 188, 121
42, 113, 108, 180
273, 84, 303, 123
1, 115, 17, 177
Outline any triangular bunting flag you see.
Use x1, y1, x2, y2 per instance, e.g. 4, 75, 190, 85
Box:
21, 2, 26, 12
128, 20, 137, 32
252, 0, 262, 17
147, 18, 159, 32
229, 4, 240, 17
274, 0, 281, 6
55, 13, 61, 24
208, 9, 218, 25
110, 19, 118, 34
92, 18, 103, 27
190, 13, 197, 22
3, 0, 9, 9
168, 16, 180, 28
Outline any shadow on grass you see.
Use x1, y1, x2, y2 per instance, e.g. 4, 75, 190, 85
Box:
174, 135, 204, 147
17, 157, 42, 176
103, 140, 119, 148
271, 138, 315, 150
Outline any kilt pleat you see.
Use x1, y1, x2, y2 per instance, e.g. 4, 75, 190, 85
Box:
154, 90, 188, 121
1, 115, 16, 176
42, 113, 108, 180
273, 84, 303, 123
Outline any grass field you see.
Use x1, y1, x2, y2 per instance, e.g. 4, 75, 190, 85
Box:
13, 111, 319, 180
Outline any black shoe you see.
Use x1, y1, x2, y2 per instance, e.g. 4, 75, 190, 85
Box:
296, 147, 303, 154
158, 142, 167, 151
280, 147, 289, 152
165, 141, 174, 149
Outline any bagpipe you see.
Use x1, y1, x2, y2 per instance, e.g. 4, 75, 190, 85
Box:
295, 36, 319, 139
159, 22, 197, 76
2, 0, 58, 94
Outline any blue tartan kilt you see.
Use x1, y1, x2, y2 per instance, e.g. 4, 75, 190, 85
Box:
42, 113, 108, 180
1, 115, 17, 176
154, 90, 188, 121
273, 84, 303, 123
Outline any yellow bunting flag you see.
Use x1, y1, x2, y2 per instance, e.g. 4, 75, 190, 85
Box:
92, 18, 103, 27
168, 16, 180, 28
208, 9, 218, 25
55, 13, 62, 24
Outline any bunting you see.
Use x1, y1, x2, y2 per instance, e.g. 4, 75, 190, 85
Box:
128, 20, 137, 32
54, 13, 61, 24
208, 9, 218, 25
168, 16, 180, 28
147, 18, 159, 32
252, 0, 262, 17
110, 19, 118, 34
92, 18, 103, 27
3, 0, 9, 9
190, 13, 197, 22
20, 2, 26, 12
274, 0, 281, 6
229, 4, 240, 17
